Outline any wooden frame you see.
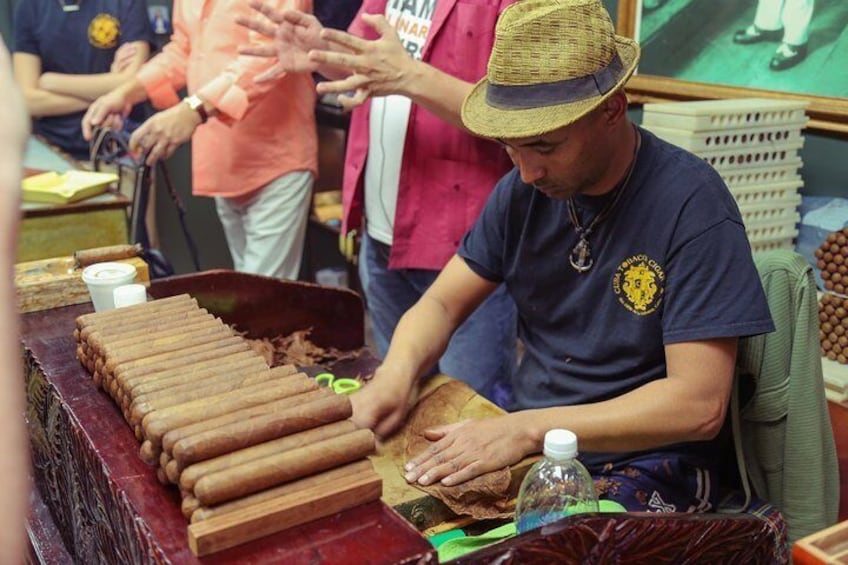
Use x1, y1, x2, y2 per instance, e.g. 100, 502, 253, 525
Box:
616, 0, 848, 135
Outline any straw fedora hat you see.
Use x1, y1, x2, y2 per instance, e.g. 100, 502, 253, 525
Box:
461, 0, 640, 139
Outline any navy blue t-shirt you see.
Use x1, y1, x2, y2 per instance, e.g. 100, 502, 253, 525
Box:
315, 0, 363, 30
14, 0, 153, 159
458, 127, 774, 469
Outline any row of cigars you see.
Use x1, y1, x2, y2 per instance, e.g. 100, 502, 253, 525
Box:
73, 294, 383, 556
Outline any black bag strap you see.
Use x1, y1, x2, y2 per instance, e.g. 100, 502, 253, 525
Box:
89, 128, 201, 273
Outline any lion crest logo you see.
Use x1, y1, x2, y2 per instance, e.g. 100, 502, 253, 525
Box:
613, 254, 665, 315
89, 14, 120, 49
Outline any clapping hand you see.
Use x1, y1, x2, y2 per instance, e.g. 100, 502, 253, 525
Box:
236, 1, 327, 81
309, 13, 416, 111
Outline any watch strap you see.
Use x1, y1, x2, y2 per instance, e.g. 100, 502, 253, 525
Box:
184, 95, 209, 124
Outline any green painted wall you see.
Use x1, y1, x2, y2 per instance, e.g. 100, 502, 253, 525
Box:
603, 0, 847, 198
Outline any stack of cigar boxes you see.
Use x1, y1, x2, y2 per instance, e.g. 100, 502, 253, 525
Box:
642, 98, 808, 254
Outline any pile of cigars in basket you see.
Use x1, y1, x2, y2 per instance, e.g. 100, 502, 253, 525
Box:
74, 294, 383, 557
817, 227, 848, 366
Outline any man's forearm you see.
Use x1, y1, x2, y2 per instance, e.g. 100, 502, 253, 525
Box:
22, 88, 89, 117
112, 77, 152, 107
40, 70, 138, 102
377, 293, 458, 387
402, 61, 475, 131
527, 374, 730, 455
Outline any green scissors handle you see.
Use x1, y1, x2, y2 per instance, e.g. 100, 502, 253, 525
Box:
314, 372, 362, 395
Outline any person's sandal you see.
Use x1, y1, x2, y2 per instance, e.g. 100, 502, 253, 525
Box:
733, 25, 783, 45
769, 42, 808, 71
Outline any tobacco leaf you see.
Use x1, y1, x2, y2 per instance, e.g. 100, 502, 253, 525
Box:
404, 380, 513, 519
243, 328, 363, 368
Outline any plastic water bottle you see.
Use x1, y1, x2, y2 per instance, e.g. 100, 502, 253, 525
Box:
514, 429, 599, 534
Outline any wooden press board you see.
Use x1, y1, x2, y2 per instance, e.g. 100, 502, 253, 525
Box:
15, 256, 149, 313
370, 374, 537, 532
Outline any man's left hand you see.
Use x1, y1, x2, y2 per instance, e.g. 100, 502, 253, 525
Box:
403, 415, 536, 487
130, 103, 202, 166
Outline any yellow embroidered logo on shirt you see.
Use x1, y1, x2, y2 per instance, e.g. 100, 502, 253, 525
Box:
613, 254, 665, 315
89, 14, 121, 49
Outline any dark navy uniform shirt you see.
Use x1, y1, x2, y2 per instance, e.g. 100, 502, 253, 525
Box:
14, 0, 153, 159
459, 127, 774, 470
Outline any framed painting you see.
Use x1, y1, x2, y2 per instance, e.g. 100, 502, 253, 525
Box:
616, 0, 848, 134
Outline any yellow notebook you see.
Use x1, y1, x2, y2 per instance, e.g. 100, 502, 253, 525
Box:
22, 171, 118, 204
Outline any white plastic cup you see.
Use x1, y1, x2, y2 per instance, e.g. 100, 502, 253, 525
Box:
81, 262, 138, 312
113, 284, 148, 309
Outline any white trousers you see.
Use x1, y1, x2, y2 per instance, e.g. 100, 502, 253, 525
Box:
754, 0, 815, 45
215, 170, 313, 280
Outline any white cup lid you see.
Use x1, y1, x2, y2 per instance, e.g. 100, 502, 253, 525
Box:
113, 284, 148, 308
82, 262, 137, 286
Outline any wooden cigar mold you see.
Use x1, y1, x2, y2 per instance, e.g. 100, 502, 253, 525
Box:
74, 296, 380, 557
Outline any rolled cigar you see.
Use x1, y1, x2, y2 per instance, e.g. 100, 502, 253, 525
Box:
119, 353, 267, 405
127, 356, 270, 400
160, 450, 171, 470
111, 339, 250, 398
105, 326, 244, 373
140, 440, 161, 465
172, 394, 352, 467
182, 495, 201, 520
156, 466, 169, 485
76, 294, 195, 330
142, 374, 318, 447
74, 244, 143, 268
144, 390, 326, 467
129, 365, 298, 426
104, 340, 245, 402
90, 313, 218, 352
97, 328, 233, 382
166, 459, 182, 484
193, 428, 375, 506
77, 302, 200, 341
103, 326, 235, 373
163, 388, 334, 456
81, 307, 211, 343
112, 342, 258, 406
179, 420, 355, 491
190, 460, 373, 522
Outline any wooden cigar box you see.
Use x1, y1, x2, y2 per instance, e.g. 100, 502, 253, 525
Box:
794, 519, 848, 564
15, 253, 149, 313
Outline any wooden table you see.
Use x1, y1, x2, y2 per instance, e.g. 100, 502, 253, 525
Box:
21, 273, 435, 564
19, 137, 130, 262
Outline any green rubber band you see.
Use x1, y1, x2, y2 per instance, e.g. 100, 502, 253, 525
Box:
315, 373, 335, 387
331, 378, 361, 395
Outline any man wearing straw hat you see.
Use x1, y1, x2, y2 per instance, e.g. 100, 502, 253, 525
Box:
351, 0, 774, 513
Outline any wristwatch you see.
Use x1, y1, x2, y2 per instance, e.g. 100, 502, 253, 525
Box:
182, 94, 209, 124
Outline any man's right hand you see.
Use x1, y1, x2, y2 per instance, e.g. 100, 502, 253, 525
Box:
82, 89, 130, 140
350, 365, 415, 439
236, 2, 327, 81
